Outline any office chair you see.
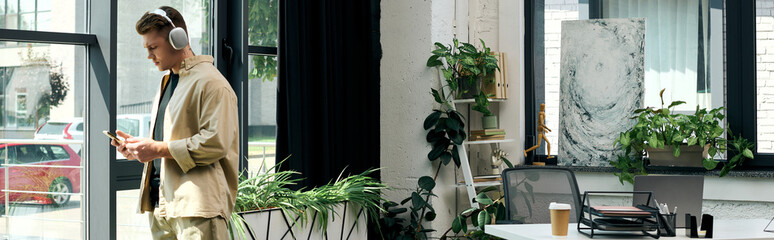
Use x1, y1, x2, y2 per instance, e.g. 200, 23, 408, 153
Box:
501, 167, 582, 224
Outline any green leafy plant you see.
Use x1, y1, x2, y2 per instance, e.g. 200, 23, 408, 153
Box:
17, 45, 69, 128
472, 91, 493, 117
613, 89, 755, 184
229, 158, 387, 239
441, 170, 539, 239
378, 173, 441, 240
377, 39, 505, 240
427, 38, 499, 116
442, 186, 506, 240
248, 0, 279, 81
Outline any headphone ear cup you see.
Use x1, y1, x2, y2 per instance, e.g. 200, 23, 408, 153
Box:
168, 27, 189, 50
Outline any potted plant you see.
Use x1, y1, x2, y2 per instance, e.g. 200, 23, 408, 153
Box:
612, 89, 755, 184
473, 91, 498, 129
229, 160, 387, 240
427, 39, 500, 128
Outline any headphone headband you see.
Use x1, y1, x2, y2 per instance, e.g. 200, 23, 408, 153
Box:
151, 9, 177, 28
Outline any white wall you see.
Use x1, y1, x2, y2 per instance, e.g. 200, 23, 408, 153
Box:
757, 0, 774, 153
380, 0, 457, 237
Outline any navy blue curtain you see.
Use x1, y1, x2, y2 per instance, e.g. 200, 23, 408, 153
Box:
277, 0, 381, 188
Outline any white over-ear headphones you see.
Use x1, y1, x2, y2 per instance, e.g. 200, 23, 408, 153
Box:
150, 9, 189, 50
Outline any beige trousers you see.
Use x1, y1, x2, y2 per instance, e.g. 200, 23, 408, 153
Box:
148, 208, 229, 240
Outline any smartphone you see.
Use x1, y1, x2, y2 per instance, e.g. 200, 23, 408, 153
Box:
103, 130, 123, 144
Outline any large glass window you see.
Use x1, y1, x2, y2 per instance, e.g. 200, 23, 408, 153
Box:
247, 55, 277, 174
247, 0, 278, 175
0, 0, 85, 33
0, 42, 86, 240
757, 0, 774, 153
249, 0, 278, 47
532, 0, 723, 156
115, 1, 212, 238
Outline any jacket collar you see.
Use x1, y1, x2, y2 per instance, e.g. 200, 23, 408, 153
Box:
179, 55, 214, 75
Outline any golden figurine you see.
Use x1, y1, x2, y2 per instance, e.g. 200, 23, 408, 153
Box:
524, 103, 553, 159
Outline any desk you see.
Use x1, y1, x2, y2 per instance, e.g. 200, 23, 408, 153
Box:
485, 219, 774, 239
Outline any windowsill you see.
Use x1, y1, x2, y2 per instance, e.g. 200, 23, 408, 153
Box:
515, 164, 774, 178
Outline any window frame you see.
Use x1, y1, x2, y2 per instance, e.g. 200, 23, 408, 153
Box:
525, 0, 773, 169
215, 0, 279, 173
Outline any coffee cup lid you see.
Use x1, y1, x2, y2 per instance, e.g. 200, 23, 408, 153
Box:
549, 202, 571, 210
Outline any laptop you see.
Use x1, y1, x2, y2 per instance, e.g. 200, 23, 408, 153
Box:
633, 175, 704, 228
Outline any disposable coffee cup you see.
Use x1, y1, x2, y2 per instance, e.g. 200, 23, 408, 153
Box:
549, 202, 571, 238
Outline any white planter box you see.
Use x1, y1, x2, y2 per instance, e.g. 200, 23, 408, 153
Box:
234, 202, 368, 240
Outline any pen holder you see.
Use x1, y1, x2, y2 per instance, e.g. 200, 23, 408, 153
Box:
658, 213, 677, 237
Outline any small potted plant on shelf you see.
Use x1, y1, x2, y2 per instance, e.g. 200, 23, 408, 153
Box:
427, 39, 500, 129
611, 89, 755, 184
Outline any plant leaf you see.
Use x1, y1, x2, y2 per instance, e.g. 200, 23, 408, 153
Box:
451, 216, 462, 233
476, 192, 494, 205
659, 88, 666, 106
425, 212, 437, 221
687, 136, 698, 145
501, 156, 514, 168
431, 89, 444, 104
423, 111, 442, 130
702, 157, 718, 170
426, 55, 443, 67
477, 211, 490, 229
446, 116, 461, 131
672, 145, 681, 157
668, 101, 686, 108
428, 143, 445, 160
411, 192, 424, 210
452, 145, 461, 167
418, 176, 436, 191
743, 149, 754, 159
440, 151, 452, 165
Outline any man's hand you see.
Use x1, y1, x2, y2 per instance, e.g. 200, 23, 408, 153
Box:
125, 137, 169, 163
111, 130, 137, 160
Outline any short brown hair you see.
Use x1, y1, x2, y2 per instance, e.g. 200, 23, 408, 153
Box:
135, 6, 188, 37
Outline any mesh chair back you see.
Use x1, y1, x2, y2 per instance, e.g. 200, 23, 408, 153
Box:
501, 167, 582, 224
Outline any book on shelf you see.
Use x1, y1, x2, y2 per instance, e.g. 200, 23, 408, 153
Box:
470, 129, 506, 136
498, 52, 505, 99
502, 52, 508, 99
472, 177, 501, 183
483, 52, 508, 99
458, 175, 502, 184
469, 134, 506, 141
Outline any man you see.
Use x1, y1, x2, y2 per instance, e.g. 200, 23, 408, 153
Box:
110, 6, 239, 239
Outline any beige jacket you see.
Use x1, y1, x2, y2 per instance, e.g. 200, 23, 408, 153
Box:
137, 55, 239, 221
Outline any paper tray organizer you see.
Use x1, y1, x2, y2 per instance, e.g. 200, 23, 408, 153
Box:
577, 191, 662, 239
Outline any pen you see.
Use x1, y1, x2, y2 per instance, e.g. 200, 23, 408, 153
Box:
654, 199, 661, 213
673, 206, 677, 214
664, 203, 670, 214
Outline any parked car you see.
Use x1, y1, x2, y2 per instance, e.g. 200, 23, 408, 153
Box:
34, 114, 152, 155
116, 114, 152, 139
34, 118, 84, 153
0, 143, 81, 206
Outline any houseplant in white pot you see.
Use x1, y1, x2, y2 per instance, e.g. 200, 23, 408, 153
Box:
612, 89, 756, 183
229, 161, 387, 240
